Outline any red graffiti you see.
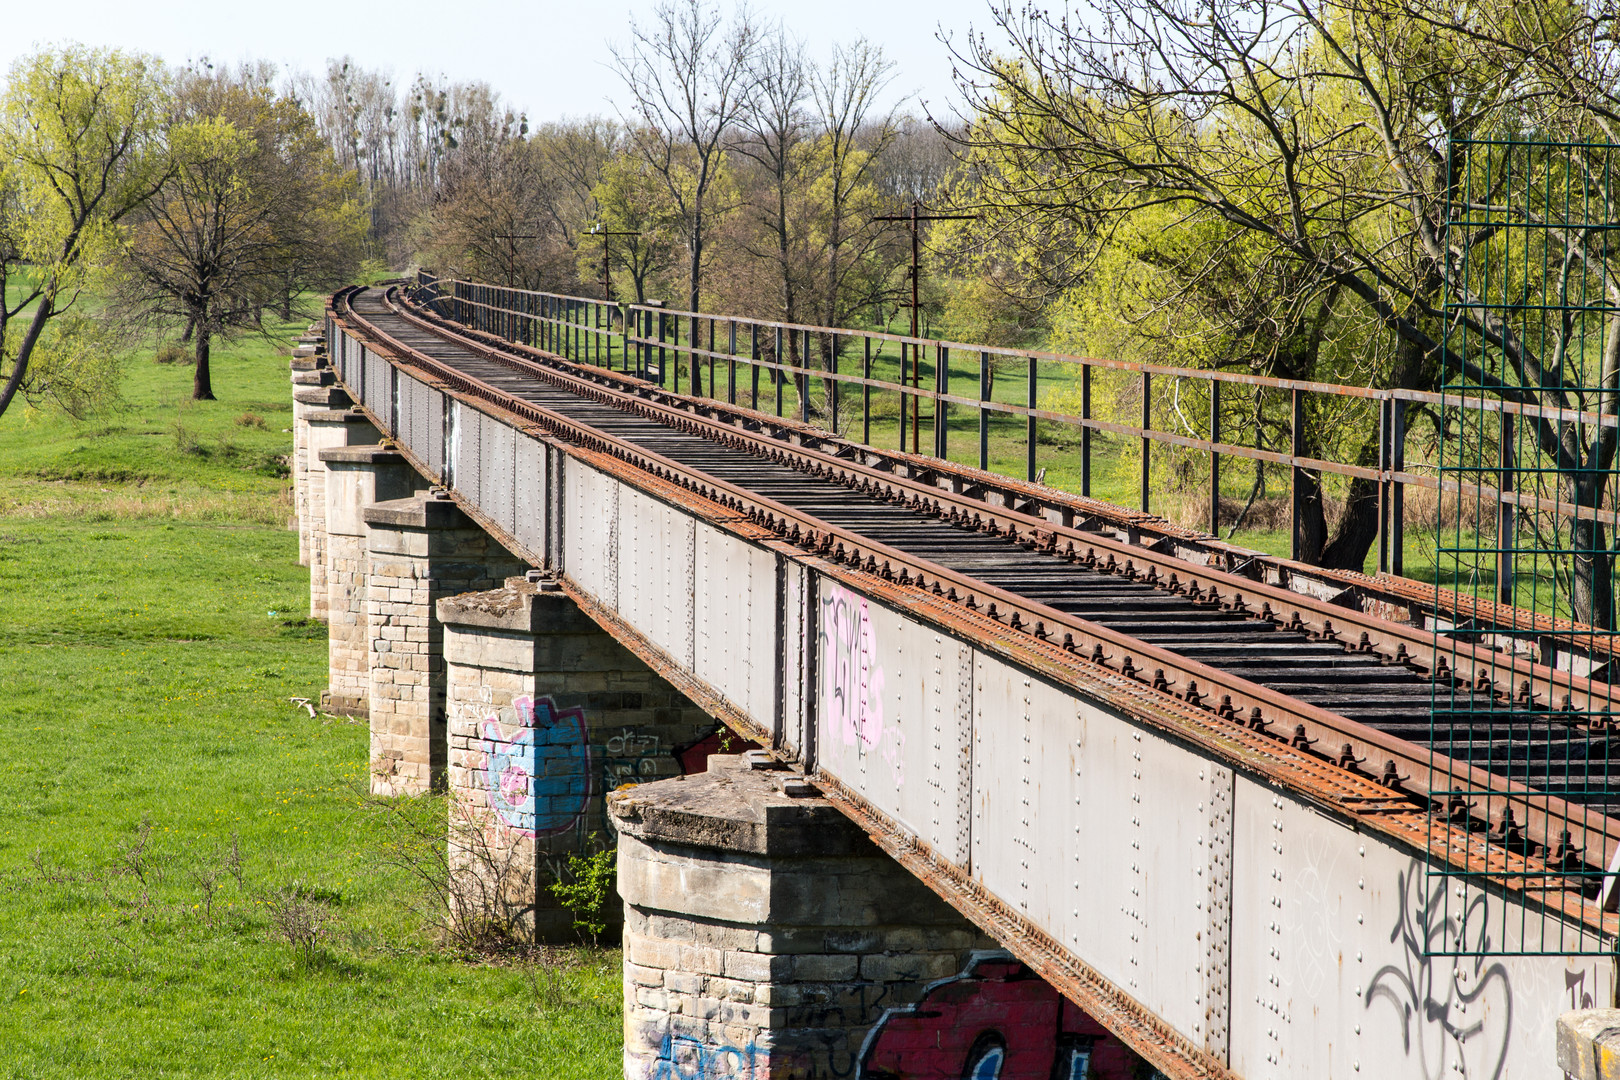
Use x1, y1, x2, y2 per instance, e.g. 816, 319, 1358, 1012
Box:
858, 952, 1153, 1080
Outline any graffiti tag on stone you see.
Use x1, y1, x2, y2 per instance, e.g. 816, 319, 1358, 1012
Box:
480, 694, 591, 837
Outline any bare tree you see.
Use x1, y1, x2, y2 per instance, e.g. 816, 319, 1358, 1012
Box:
612, 0, 759, 314
734, 27, 811, 333
113, 65, 364, 399
808, 38, 899, 331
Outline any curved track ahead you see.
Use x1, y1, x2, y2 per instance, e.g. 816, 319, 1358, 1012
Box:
340, 285, 1619, 875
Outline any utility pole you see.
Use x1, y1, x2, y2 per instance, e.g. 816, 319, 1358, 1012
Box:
589, 223, 640, 303
873, 199, 977, 456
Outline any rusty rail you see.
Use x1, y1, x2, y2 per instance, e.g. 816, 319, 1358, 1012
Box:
327, 284, 1620, 904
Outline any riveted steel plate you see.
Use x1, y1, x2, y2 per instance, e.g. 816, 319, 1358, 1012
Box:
513, 431, 546, 561
563, 459, 618, 605
481, 415, 516, 540
455, 405, 483, 503
692, 520, 777, 730
970, 651, 1217, 1045
427, 389, 445, 480
613, 483, 695, 667
1228, 776, 1614, 1079
814, 583, 973, 867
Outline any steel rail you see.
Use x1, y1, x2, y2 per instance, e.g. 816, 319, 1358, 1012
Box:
400, 289, 1620, 719
338, 287, 1620, 898
419, 283, 1620, 658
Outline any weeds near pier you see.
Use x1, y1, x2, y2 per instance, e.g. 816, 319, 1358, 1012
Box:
359, 789, 543, 956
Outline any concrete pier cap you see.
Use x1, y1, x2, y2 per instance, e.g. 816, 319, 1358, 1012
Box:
1559, 1010, 1620, 1080
608, 754, 1000, 1080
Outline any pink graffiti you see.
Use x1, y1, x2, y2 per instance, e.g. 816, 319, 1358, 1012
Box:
822, 585, 887, 750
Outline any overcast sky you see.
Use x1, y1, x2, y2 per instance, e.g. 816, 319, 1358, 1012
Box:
2, 0, 995, 121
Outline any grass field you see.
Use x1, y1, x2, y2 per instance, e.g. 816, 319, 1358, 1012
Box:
0, 316, 621, 1079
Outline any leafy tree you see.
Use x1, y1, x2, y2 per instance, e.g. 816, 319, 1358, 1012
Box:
112, 65, 364, 400
0, 45, 168, 421
951, 0, 1620, 612
586, 147, 683, 303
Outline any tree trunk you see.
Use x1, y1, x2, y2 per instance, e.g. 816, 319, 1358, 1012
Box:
1319, 475, 1380, 571
1293, 469, 1328, 565
1571, 472, 1615, 629
180, 317, 196, 344
280, 288, 293, 322
193, 328, 215, 401
0, 294, 55, 422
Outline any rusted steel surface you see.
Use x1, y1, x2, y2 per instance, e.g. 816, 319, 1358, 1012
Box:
413, 284, 1613, 663
328, 285, 1620, 930
379, 287, 1620, 868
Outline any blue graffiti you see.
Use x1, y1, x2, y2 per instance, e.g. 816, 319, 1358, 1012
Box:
651, 1033, 760, 1079
481, 694, 590, 837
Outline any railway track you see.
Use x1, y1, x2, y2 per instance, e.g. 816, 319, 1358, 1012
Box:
335, 284, 1620, 898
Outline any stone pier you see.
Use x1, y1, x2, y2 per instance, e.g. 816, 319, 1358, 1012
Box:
318, 443, 418, 715
609, 757, 982, 1079
436, 577, 719, 941
305, 407, 378, 621
290, 381, 348, 568
363, 492, 526, 795
609, 759, 1156, 1080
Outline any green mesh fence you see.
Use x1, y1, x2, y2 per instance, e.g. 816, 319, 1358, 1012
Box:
1432, 137, 1620, 955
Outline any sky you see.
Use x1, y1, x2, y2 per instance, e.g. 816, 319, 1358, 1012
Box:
1, 0, 997, 122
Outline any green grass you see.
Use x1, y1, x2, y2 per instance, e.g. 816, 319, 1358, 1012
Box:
0, 313, 621, 1079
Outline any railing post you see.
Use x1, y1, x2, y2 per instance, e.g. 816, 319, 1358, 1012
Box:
751, 324, 761, 409
900, 341, 910, 454
691, 315, 702, 398
799, 328, 810, 424
1498, 408, 1516, 605
827, 333, 838, 431
1081, 364, 1092, 499
728, 321, 737, 405
1377, 396, 1391, 575
1026, 357, 1038, 483
1209, 378, 1221, 535
658, 309, 669, 388
1392, 399, 1405, 576
935, 345, 949, 460
1291, 387, 1306, 562
775, 326, 785, 417
708, 319, 717, 402
1140, 371, 1151, 513
979, 351, 991, 472
863, 338, 873, 447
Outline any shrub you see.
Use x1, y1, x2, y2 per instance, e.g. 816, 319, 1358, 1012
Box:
153, 343, 191, 365
550, 848, 617, 945
236, 412, 267, 429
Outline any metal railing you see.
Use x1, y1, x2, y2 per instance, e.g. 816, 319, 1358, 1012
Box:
417, 272, 1620, 594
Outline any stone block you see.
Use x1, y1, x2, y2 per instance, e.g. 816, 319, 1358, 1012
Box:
1559, 1010, 1620, 1080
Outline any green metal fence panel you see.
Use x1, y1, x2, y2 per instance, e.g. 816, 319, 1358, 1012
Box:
1433, 136, 1620, 956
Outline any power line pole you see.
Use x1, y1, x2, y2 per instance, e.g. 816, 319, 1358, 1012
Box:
873, 199, 977, 456
589, 223, 640, 303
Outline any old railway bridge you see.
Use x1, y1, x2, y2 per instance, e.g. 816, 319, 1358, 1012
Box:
288, 281, 1620, 1080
